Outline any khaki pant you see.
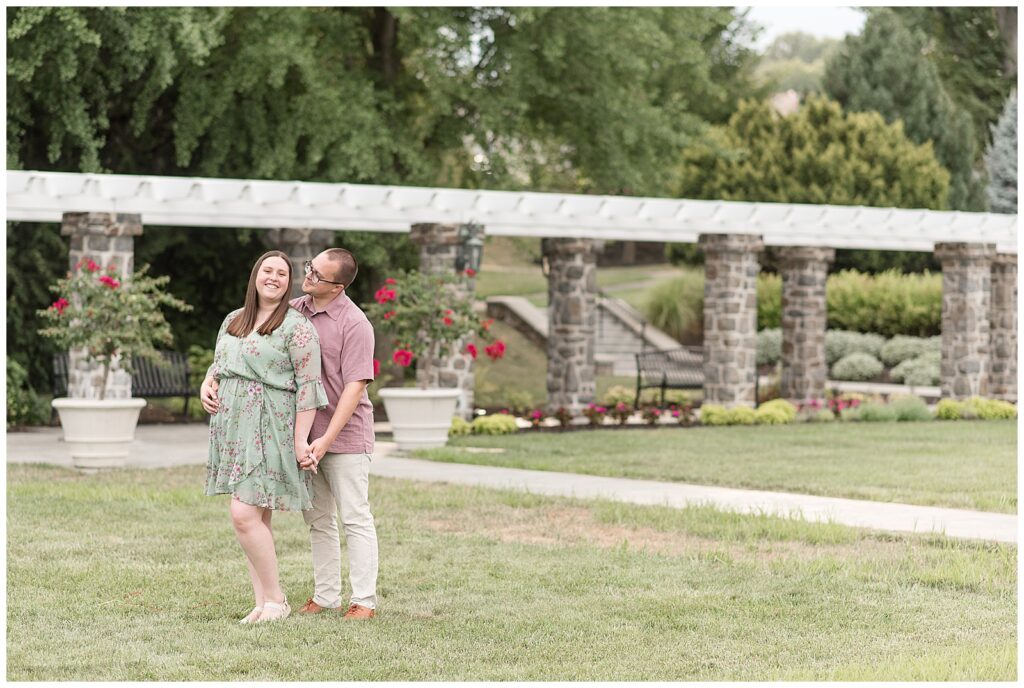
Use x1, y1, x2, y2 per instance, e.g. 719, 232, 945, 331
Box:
302, 452, 378, 609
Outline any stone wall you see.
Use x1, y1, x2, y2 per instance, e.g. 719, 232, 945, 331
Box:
989, 253, 1017, 401
699, 233, 763, 407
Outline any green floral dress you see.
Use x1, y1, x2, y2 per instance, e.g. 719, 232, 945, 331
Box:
204, 307, 328, 511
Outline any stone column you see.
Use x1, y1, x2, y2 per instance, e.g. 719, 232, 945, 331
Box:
61, 212, 143, 399
699, 233, 764, 407
778, 246, 834, 401
934, 242, 996, 399
543, 238, 600, 413
408, 222, 484, 419
989, 253, 1017, 401
263, 228, 335, 297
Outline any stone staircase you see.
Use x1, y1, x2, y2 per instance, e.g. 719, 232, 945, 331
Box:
486, 293, 681, 376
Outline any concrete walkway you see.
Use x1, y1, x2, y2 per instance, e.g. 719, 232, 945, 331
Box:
7, 425, 1016, 544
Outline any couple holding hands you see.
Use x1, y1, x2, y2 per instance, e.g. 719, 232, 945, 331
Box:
202, 248, 378, 624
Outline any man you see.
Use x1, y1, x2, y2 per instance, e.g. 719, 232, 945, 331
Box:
290, 248, 378, 619
200, 247, 379, 620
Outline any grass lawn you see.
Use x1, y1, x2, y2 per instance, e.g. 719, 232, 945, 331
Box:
415, 422, 1017, 513
7, 464, 1015, 681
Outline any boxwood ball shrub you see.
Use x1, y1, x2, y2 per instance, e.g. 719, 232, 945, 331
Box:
857, 401, 899, 422
472, 414, 519, 435
449, 416, 472, 437
825, 330, 886, 366
831, 352, 884, 381
754, 405, 790, 425
880, 335, 933, 367
726, 407, 757, 425
889, 396, 933, 422
890, 352, 940, 386
699, 404, 729, 426
757, 328, 782, 367
966, 397, 1018, 420
758, 398, 797, 422
935, 398, 965, 420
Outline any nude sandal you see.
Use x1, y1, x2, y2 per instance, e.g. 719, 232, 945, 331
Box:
256, 599, 290, 623
239, 606, 263, 624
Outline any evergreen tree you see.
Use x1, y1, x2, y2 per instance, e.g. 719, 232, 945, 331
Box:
823, 10, 980, 210
985, 90, 1017, 213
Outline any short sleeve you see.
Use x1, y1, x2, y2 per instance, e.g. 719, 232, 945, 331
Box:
287, 317, 329, 412
206, 309, 241, 380
341, 319, 376, 384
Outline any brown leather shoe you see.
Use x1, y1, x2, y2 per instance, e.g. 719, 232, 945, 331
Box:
297, 597, 336, 615
342, 603, 375, 619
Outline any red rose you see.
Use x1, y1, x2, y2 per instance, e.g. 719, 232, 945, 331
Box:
98, 275, 120, 289
465, 343, 478, 359
385, 278, 397, 285
383, 310, 396, 320
375, 287, 396, 304
481, 318, 494, 331
465, 268, 476, 277
372, 358, 381, 377
484, 339, 506, 361
86, 259, 101, 273
393, 349, 414, 367
50, 297, 70, 315
442, 316, 453, 327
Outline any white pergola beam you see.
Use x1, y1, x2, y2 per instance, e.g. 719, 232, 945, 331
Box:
6, 170, 1017, 253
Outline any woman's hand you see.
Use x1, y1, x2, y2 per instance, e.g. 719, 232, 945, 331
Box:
200, 376, 220, 414
295, 438, 317, 474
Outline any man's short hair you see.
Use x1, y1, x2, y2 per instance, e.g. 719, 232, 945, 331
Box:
323, 248, 358, 287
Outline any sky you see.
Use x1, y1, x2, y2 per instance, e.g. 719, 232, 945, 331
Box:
742, 6, 867, 50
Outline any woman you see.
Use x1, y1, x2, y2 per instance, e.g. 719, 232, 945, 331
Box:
203, 250, 327, 624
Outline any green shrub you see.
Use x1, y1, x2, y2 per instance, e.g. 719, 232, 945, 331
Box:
503, 390, 537, 416
472, 413, 519, 435
642, 271, 705, 344
890, 353, 940, 386
935, 398, 964, 420
187, 345, 215, 390
839, 407, 861, 421
857, 402, 898, 422
7, 359, 50, 429
757, 273, 782, 330
449, 416, 472, 437
806, 408, 836, 423
726, 407, 757, 425
754, 406, 790, 425
880, 335, 932, 367
699, 404, 729, 426
825, 330, 886, 365
758, 398, 797, 422
757, 328, 782, 366
965, 397, 1017, 420
602, 385, 636, 407
890, 396, 932, 422
826, 269, 942, 337
831, 352, 884, 381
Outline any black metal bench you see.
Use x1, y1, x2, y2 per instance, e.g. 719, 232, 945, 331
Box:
52, 351, 196, 416
635, 347, 704, 408
634, 347, 760, 408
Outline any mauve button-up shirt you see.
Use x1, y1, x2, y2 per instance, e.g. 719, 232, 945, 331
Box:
291, 293, 375, 455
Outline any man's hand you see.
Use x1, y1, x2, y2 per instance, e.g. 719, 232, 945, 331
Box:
308, 436, 332, 463
200, 376, 220, 414
295, 439, 317, 473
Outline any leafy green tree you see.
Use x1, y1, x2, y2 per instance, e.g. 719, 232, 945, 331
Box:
886, 7, 1015, 157
823, 10, 980, 210
674, 95, 949, 274
985, 90, 1017, 213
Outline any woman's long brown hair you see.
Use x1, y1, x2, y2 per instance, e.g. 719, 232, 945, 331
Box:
226, 250, 294, 337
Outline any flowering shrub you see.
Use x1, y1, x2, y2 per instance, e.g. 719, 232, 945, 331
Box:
364, 269, 504, 388
827, 396, 862, 416
36, 261, 191, 399
528, 408, 547, 429
669, 402, 697, 426
551, 406, 574, 429
610, 402, 633, 425
641, 406, 662, 426
582, 403, 607, 427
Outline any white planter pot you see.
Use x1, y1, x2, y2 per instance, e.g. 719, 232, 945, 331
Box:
378, 388, 460, 451
51, 398, 147, 471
